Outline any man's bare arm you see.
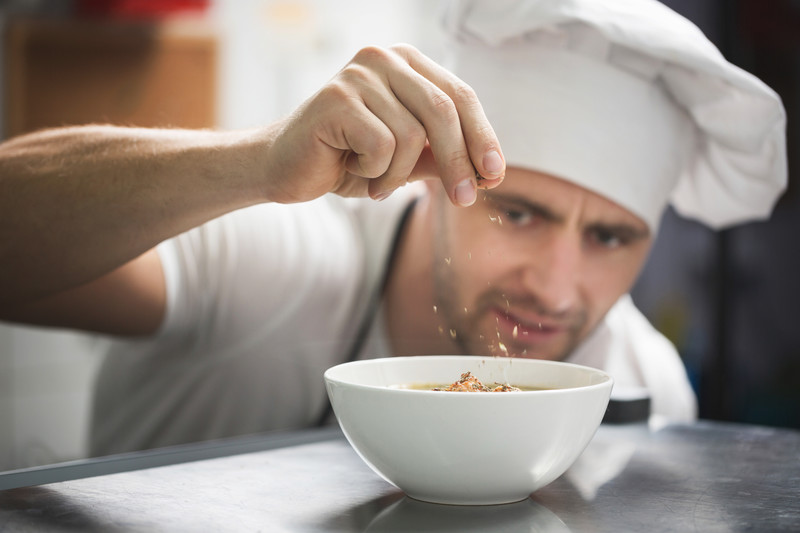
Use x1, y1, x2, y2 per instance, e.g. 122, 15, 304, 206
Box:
7, 249, 168, 336
0, 44, 505, 334
0, 124, 274, 307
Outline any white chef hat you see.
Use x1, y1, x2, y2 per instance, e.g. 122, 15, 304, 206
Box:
442, 0, 787, 231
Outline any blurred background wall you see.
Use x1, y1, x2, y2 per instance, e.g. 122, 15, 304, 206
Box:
0, 0, 797, 472
0, 0, 448, 471
631, 0, 800, 429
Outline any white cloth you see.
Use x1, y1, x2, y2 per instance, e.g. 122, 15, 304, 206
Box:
90, 193, 409, 455
89, 189, 695, 456
443, 0, 787, 230
568, 294, 697, 423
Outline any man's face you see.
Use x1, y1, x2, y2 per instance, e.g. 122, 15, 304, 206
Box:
430, 167, 653, 361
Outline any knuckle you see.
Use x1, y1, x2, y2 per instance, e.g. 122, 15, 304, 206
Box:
359, 133, 396, 176
451, 81, 479, 108
472, 122, 499, 150
337, 62, 374, 88
372, 131, 397, 156
318, 79, 352, 102
398, 121, 427, 149
442, 148, 472, 175
388, 42, 419, 58
352, 45, 392, 67
429, 89, 458, 122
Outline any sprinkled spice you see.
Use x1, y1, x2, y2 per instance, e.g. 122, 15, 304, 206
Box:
497, 341, 509, 356
432, 372, 520, 392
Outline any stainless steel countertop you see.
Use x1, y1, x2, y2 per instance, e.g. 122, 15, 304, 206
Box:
1, 421, 798, 532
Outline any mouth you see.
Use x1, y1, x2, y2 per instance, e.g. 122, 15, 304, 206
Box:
488, 306, 566, 356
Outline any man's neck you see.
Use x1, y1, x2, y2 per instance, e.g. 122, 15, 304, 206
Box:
383, 195, 460, 356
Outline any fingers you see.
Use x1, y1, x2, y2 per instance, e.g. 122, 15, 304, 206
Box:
388, 44, 505, 204
365, 113, 427, 201
340, 103, 396, 180
316, 59, 428, 201
341, 65, 429, 201
323, 44, 505, 206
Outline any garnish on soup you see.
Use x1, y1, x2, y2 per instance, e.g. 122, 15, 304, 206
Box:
433, 371, 521, 392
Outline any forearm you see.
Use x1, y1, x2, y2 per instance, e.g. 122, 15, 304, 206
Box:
0, 45, 507, 311
0, 124, 274, 304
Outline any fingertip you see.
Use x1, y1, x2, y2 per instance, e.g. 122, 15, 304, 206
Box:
477, 175, 504, 190
372, 190, 393, 202
482, 149, 505, 176
454, 178, 477, 207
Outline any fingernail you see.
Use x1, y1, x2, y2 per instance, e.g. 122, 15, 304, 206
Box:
477, 175, 503, 190
483, 150, 503, 175
373, 190, 393, 202
455, 178, 476, 207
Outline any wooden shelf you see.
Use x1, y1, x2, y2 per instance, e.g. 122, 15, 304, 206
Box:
4, 17, 218, 138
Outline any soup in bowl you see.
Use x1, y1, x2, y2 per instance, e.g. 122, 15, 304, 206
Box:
323, 355, 613, 505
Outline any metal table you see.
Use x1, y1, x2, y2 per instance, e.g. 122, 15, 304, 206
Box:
1, 421, 798, 532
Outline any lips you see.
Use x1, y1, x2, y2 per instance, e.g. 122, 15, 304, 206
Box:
490, 306, 564, 353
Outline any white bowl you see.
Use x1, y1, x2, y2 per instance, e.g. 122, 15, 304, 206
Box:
324, 355, 613, 505
364, 496, 570, 532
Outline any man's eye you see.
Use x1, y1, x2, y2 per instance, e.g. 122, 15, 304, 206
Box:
589, 228, 624, 249
501, 207, 534, 226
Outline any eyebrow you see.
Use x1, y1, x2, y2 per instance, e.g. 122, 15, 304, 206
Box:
485, 192, 650, 240
585, 221, 650, 241
485, 192, 561, 221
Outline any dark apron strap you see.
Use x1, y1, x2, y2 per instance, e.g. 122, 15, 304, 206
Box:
315, 198, 419, 427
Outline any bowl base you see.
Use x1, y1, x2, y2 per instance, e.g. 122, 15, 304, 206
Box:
405, 492, 532, 506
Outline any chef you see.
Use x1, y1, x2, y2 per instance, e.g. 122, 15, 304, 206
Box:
0, 0, 786, 456
426, 0, 787, 424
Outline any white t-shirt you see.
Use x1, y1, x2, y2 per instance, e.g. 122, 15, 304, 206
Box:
90, 188, 696, 456
90, 192, 411, 455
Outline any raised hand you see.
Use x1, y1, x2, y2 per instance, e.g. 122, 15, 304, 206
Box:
262, 44, 505, 207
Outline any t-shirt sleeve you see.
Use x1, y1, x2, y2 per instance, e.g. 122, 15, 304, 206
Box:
153, 199, 366, 353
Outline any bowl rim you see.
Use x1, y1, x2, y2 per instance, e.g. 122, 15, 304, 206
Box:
324, 355, 613, 396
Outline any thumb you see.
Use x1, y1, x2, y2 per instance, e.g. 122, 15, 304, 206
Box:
408, 145, 504, 192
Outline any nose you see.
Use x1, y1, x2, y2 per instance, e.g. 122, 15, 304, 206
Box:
520, 231, 581, 314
